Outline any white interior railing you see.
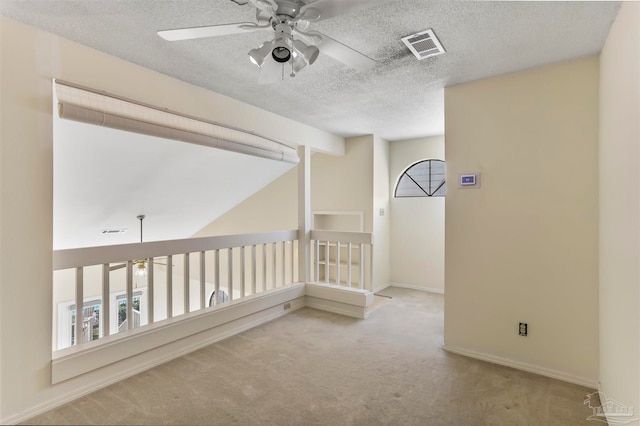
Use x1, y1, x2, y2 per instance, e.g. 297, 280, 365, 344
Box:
52, 228, 374, 352
310, 230, 373, 291
52, 230, 299, 351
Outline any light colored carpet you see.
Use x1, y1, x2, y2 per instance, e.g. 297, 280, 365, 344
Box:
25, 288, 599, 425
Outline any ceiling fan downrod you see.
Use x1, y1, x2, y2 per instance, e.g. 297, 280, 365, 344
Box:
137, 214, 145, 243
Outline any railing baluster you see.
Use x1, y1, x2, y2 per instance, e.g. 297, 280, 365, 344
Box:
126, 260, 133, 330
315, 240, 320, 282
167, 255, 173, 318
214, 249, 220, 305
184, 253, 190, 314
359, 244, 364, 290
228, 248, 234, 301
148, 258, 154, 324
291, 240, 296, 283
272, 242, 277, 288
251, 245, 257, 295
347, 243, 353, 288
262, 243, 267, 291
282, 241, 286, 285
75, 267, 84, 346
102, 264, 110, 337
240, 246, 245, 298
324, 241, 330, 284
200, 251, 206, 310
336, 242, 341, 286
369, 244, 374, 292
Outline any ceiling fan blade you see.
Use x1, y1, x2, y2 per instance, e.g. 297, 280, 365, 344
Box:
258, 58, 284, 85
158, 23, 264, 41
248, 0, 277, 14
109, 263, 127, 271
312, 31, 376, 73
300, 0, 385, 22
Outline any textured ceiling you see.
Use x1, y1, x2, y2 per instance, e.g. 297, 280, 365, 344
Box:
0, 0, 620, 141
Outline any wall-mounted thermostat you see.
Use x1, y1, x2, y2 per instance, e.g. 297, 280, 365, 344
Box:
460, 175, 476, 185
458, 173, 481, 189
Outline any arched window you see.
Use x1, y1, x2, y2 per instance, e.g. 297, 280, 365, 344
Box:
395, 159, 446, 197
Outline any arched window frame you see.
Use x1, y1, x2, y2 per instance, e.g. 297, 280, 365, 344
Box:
394, 159, 446, 198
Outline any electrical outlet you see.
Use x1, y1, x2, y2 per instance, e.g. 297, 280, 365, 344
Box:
284, 302, 291, 310
519, 322, 528, 336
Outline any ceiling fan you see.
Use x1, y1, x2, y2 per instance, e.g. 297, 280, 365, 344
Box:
157, 0, 379, 83
110, 215, 169, 276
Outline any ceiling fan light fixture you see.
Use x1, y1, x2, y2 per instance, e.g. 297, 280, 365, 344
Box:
271, 31, 292, 63
134, 260, 147, 277
298, 7, 321, 22
249, 41, 273, 67
272, 45, 291, 63
293, 40, 319, 65
292, 55, 307, 73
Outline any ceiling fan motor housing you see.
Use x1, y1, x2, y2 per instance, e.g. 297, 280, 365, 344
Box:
272, 0, 304, 18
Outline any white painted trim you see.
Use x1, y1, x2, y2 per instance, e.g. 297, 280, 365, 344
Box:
391, 282, 445, 294
306, 297, 367, 319
304, 283, 372, 319
310, 229, 373, 245
373, 282, 391, 293
53, 229, 298, 270
305, 282, 372, 307
442, 344, 598, 389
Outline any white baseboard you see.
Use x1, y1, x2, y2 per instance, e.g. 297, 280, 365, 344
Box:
373, 282, 391, 293
306, 296, 367, 319
442, 344, 598, 389
305, 282, 372, 319
391, 282, 444, 294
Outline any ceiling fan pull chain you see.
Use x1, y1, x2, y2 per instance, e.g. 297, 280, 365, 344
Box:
290, 34, 296, 77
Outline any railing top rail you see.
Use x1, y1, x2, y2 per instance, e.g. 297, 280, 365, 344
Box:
310, 229, 373, 245
53, 230, 299, 271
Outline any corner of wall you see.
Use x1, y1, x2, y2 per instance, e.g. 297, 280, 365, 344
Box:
598, 1, 640, 416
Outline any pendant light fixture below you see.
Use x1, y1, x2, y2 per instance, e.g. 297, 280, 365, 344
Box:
133, 214, 147, 278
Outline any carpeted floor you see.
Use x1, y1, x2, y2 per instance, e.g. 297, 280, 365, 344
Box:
25, 288, 599, 425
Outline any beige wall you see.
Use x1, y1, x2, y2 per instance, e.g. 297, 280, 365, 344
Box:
599, 1, 640, 417
195, 166, 299, 237
389, 136, 445, 292
0, 17, 343, 423
444, 57, 600, 386
197, 136, 374, 236
311, 136, 374, 232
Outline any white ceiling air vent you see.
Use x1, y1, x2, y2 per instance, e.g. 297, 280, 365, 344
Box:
401, 29, 445, 60
101, 229, 127, 234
